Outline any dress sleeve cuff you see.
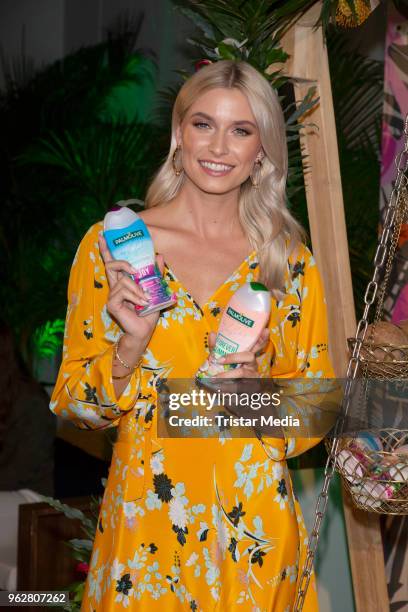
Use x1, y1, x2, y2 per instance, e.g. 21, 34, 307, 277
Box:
62, 343, 141, 430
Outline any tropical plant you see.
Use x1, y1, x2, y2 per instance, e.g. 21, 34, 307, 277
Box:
40, 489, 103, 611
0, 0, 385, 369
167, 0, 323, 214
327, 28, 384, 318
0, 15, 162, 369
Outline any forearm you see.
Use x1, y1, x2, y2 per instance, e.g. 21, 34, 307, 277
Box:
112, 334, 147, 399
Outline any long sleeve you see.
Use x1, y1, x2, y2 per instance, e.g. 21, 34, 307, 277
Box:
260, 244, 337, 460
50, 222, 141, 430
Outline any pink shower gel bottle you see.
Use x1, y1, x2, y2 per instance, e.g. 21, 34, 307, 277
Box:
196, 282, 271, 380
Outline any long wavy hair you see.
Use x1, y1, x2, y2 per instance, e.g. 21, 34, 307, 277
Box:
145, 60, 305, 298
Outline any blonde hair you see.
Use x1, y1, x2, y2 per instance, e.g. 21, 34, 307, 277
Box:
145, 60, 305, 298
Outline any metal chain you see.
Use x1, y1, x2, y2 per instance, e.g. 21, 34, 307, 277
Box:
294, 115, 408, 611
359, 189, 408, 429
373, 189, 408, 327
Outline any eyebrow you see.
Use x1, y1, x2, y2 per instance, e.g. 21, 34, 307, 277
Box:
191, 111, 257, 129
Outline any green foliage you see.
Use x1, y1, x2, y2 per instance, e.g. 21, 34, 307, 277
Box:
327, 28, 384, 318
32, 319, 65, 359
174, 0, 365, 50
173, 0, 303, 70
67, 539, 95, 563
168, 0, 321, 218
20, 123, 161, 212
0, 0, 385, 371
40, 492, 102, 611
40, 495, 96, 539
0, 18, 163, 368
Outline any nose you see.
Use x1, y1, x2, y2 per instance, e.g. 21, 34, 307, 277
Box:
208, 129, 229, 157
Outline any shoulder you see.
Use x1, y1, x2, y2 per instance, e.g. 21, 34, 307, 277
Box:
80, 221, 104, 247
137, 205, 180, 250
137, 207, 160, 223
72, 221, 104, 267
137, 205, 174, 234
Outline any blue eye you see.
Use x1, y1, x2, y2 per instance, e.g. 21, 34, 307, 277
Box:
193, 121, 210, 129
235, 127, 251, 136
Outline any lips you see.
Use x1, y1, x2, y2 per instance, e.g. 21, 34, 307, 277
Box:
198, 160, 235, 175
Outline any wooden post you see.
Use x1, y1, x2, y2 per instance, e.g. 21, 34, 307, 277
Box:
279, 4, 390, 611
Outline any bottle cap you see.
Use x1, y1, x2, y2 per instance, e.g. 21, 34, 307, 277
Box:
250, 281, 268, 292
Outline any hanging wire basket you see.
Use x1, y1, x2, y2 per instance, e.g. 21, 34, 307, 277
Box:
334, 429, 408, 515
347, 338, 408, 378
332, 181, 408, 515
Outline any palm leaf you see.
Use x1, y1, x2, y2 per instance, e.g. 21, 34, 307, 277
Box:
327, 27, 383, 317
327, 29, 384, 149
32, 319, 65, 359
19, 122, 162, 211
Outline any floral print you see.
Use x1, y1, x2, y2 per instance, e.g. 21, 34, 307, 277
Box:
51, 222, 335, 610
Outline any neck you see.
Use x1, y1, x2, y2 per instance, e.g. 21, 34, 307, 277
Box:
169, 180, 244, 240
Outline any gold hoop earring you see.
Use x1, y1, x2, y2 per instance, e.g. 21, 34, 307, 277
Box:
250, 159, 263, 189
172, 145, 183, 176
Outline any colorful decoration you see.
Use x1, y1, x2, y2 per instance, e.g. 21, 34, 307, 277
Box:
381, 3, 408, 321
194, 59, 213, 71
335, 0, 374, 28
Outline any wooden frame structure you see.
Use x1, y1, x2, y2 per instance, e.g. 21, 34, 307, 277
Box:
280, 4, 389, 611
18, 497, 92, 610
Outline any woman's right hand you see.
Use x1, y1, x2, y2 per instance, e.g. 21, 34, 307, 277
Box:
98, 233, 163, 350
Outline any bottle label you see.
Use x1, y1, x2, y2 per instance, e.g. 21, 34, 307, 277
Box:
104, 217, 176, 314
213, 333, 239, 357
104, 218, 154, 270
112, 229, 145, 245
226, 306, 254, 328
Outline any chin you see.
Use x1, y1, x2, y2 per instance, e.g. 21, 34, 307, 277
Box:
199, 181, 239, 195
187, 173, 242, 195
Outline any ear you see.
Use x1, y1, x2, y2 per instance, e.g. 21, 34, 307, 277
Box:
175, 124, 182, 146
257, 148, 265, 163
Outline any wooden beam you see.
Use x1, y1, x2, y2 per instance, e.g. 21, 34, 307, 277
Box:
280, 4, 390, 611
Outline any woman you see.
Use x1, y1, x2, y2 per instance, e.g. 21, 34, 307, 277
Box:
51, 60, 334, 611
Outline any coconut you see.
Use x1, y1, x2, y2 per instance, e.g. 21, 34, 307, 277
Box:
397, 319, 408, 338
360, 322, 408, 361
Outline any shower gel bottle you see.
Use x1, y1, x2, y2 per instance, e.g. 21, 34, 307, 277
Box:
196, 282, 271, 381
103, 206, 176, 316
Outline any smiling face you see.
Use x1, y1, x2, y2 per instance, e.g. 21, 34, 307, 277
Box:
176, 87, 264, 195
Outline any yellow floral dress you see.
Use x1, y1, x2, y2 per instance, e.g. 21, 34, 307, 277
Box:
51, 220, 335, 611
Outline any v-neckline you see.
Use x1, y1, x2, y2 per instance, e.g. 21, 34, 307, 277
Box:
164, 250, 257, 313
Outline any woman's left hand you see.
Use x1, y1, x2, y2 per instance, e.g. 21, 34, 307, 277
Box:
208, 328, 270, 378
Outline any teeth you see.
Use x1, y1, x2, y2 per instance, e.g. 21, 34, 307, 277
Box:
200, 161, 233, 172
